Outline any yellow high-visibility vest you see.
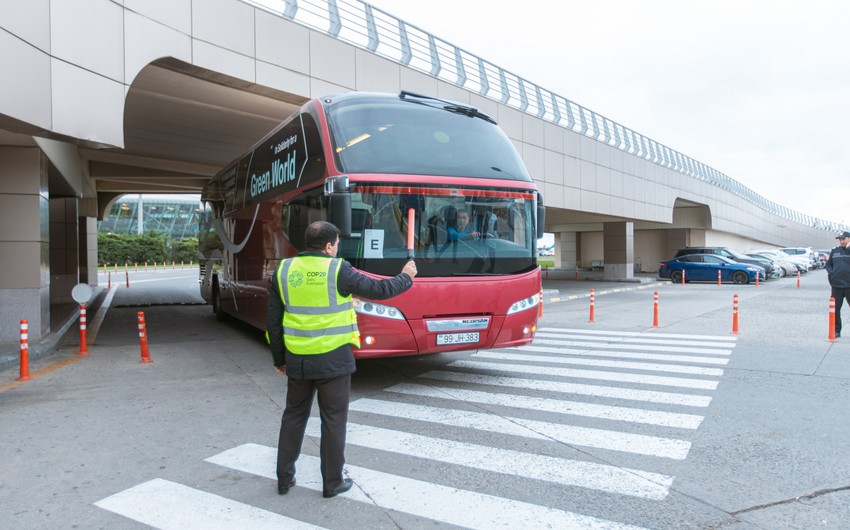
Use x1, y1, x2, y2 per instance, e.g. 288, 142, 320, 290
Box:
275, 256, 359, 354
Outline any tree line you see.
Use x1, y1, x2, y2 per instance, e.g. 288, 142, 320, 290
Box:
98, 232, 198, 265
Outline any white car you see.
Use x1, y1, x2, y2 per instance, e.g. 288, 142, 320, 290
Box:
779, 247, 817, 270
748, 249, 808, 273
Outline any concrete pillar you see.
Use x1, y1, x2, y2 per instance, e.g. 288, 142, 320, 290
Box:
603, 221, 634, 280
79, 216, 98, 285
554, 231, 577, 269
50, 198, 79, 304
0, 147, 50, 342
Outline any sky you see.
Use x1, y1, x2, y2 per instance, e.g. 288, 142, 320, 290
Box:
367, 0, 850, 227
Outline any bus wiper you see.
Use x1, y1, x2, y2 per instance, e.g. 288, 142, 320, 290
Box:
400, 90, 497, 124
443, 105, 497, 124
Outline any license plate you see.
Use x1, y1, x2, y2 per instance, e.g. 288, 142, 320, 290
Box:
436, 332, 480, 346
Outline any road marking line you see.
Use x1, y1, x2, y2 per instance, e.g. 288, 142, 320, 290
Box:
307, 419, 673, 499
207, 444, 648, 530
474, 351, 725, 376
529, 339, 732, 355
535, 331, 736, 348
350, 398, 691, 459
539, 328, 738, 342
386, 382, 704, 429
449, 360, 719, 390
518, 343, 730, 365
419, 370, 713, 407
0, 357, 83, 393
95, 478, 326, 529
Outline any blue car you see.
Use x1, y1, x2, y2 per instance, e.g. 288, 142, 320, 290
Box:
659, 254, 765, 284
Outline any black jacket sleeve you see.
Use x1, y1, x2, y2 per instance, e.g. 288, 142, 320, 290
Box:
266, 271, 286, 367
337, 261, 413, 300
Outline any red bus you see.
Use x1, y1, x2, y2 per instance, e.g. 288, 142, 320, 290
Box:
199, 91, 545, 358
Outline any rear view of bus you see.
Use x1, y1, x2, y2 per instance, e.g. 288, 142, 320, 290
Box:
324, 92, 545, 358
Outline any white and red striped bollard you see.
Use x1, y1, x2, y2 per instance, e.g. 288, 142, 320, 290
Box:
138, 311, 152, 363
652, 292, 659, 328
18, 320, 30, 381
797, 270, 801, 288
588, 288, 595, 323
717, 269, 722, 286
79, 305, 89, 355
538, 289, 544, 318
731, 294, 739, 334
681, 269, 686, 285
828, 297, 836, 342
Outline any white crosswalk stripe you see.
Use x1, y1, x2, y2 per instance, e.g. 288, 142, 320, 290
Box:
206, 444, 647, 530
418, 369, 713, 407
95, 478, 328, 529
474, 350, 725, 376
349, 398, 692, 459
95, 327, 736, 529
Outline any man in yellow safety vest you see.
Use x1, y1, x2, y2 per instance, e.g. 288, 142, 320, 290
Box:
267, 221, 416, 498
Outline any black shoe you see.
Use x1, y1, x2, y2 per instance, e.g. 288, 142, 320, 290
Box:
836, 332, 841, 338
322, 478, 353, 498
278, 478, 296, 495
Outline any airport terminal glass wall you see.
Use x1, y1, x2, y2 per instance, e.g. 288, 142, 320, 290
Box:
98, 195, 201, 239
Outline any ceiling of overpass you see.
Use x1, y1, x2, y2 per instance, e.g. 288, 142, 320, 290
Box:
81, 61, 306, 196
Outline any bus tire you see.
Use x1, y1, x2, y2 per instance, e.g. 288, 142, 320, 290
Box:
212, 278, 227, 321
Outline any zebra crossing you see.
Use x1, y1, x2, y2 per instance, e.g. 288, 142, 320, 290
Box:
95, 326, 737, 529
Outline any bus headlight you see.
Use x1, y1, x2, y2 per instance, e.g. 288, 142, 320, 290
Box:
507, 292, 541, 315
354, 299, 405, 320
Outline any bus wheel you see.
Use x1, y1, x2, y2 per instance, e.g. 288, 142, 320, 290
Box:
212, 280, 227, 321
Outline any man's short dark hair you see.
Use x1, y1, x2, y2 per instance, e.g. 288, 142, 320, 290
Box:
305, 221, 340, 250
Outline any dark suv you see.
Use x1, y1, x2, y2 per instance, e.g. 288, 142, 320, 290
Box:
674, 247, 777, 279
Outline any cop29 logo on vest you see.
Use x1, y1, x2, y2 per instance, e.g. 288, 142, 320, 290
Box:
288, 270, 304, 288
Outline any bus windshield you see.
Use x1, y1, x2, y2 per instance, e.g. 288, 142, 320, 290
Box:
340, 185, 537, 277
326, 95, 532, 181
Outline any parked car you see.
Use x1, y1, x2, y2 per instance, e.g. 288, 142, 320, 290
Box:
659, 254, 765, 284
749, 248, 808, 273
674, 247, 778, 279
745, 252, 797, 277
779, 247, 817, 270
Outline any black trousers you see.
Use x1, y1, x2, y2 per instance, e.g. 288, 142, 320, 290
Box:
832, 287, 850, 334
277, 374, 351, 492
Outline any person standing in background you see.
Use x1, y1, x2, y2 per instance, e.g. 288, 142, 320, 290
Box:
826, 231, 850, 338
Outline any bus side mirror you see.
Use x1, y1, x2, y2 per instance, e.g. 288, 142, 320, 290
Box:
329, 192, 352, 237
325, 176, 352, 237
536, 197, 546, 240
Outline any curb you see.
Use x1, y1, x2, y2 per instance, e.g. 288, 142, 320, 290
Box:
543, 281, 666, 304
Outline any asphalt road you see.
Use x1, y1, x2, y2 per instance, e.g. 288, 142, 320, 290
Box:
1, 267, 849, 529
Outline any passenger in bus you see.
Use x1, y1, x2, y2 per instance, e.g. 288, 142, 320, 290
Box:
494, 207, 512, 239
267, 221, 417, 499
447, 208, 480, 241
